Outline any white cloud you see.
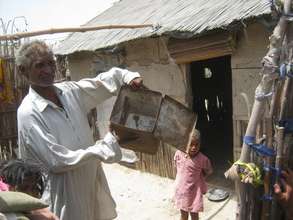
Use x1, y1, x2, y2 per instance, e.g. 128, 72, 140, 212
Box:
0, 0, 118, 42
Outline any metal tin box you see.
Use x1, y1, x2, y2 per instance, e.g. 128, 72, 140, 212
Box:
110, 86, 197, 154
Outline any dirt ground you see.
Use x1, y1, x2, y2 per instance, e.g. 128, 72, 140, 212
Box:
103, 163, 237, 220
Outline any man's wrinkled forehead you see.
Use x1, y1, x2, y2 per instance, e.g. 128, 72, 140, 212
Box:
30, 52, 55, 66
31, 49, 53, 60
34, 53, 54, 62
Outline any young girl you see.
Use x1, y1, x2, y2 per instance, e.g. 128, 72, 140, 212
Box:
0, 159, 59, 220
174, 129, 213, 220
0, 159, 45, 198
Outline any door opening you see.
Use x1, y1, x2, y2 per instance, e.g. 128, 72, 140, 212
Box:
190, 55, 233, 189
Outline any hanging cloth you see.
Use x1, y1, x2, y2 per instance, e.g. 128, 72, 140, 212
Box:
0, 58, 14, 103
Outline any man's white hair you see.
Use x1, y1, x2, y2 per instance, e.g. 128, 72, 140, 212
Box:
15, 40, 53, 69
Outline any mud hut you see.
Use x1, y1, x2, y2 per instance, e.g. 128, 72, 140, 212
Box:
55, 0, 273, 187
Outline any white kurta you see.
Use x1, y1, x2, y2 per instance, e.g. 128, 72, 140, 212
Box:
17, 67, 140, 220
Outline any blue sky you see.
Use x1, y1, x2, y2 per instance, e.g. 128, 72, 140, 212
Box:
0, 0, 118, 42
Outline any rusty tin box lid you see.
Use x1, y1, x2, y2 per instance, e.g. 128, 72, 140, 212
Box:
153, 95, 197, 152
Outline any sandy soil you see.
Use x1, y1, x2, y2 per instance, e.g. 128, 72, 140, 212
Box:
103, 163, 237, 220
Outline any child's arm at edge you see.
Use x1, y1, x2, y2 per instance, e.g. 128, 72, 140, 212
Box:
202, 157, 213, 177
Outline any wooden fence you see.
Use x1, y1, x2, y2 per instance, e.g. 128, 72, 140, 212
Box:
135, 142, 177, 178
0, 39, 66, 160
0, 41, 89, 161
0, 40, 27, 160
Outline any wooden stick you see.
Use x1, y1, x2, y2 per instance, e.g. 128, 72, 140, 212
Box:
261, 117, 273, 220
271, 74, 292, 219
0, 24, 154, 41
261, 74, 283, 220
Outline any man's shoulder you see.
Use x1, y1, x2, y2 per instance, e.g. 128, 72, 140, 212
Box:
18, 95, 32, 112
55, 81, 79, 93
17, 95, 37, 119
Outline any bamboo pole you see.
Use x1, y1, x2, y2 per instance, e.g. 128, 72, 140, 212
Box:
261, 67, 283, 220
270, 20, 293, 219
261, 117, 273, 220
0, 24, 154, 41
276, 45, 292, 184
239, 0, 290, 162
272, 78, 292, 219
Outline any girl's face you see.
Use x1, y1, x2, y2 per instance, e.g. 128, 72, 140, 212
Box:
11, 176, 41, 198
187, 138, 200, 157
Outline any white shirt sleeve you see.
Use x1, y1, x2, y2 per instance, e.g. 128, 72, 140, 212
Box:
72, 67, 140, 113
19, 122, 122, 174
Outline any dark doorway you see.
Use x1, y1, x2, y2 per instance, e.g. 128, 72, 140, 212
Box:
190, 55, 233, 189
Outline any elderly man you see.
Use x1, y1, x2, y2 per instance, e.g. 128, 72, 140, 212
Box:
16, 40, 142, 220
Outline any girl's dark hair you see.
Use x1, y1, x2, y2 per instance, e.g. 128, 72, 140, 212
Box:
0, 159, 45, 195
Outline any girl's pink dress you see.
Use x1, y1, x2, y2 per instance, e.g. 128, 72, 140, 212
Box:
0, 178, 9, 191
174, 150, 212, 213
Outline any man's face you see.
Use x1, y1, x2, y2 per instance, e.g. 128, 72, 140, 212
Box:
27, 54, 56, 87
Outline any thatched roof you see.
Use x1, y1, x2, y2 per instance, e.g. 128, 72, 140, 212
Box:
56, 0, 271, 55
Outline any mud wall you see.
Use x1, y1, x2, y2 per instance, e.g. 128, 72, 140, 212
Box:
231, 22, 270, 158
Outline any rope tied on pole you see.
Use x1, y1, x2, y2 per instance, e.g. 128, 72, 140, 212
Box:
279, 63, 293, 79
278, 118, 293, 132
261, 194, 274, 201
263, 164, 282, 177
243, 136, 276, 157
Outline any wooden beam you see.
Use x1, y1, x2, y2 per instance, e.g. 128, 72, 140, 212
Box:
0, 24, 153, 41
168, 32, 234, 63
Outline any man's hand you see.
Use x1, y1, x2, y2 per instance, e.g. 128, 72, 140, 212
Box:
129, 77, 143, 89
274, 169, 293, 217
108, 122, 140, 145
